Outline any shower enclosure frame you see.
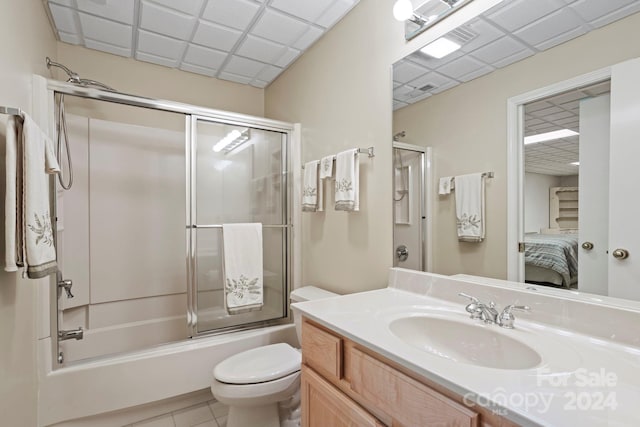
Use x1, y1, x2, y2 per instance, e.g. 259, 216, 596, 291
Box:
38, 77, 300, 367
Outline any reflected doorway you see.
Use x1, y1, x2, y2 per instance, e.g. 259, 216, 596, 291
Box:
392, 142, 432, 271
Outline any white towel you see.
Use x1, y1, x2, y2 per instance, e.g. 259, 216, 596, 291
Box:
5, 114, 60, 278
438, 176, 452, 195
320, 155, 334, 180
302, 160, 323, 212
335, 149, 359, 211
454, 173, 485, 243
222, 223, 263, 314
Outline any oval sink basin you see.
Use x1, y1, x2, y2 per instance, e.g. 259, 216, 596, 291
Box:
389, 316, 542, 370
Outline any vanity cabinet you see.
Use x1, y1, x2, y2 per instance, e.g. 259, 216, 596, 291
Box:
301, 317, 517, 427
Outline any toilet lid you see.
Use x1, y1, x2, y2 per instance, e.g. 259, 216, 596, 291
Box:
214, 343, 301, 385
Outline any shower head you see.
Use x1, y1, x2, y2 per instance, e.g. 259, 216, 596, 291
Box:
46, 57, 116, 92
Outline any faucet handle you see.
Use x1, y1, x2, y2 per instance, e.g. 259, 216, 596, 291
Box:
498, 304, 530, 329
458, 293, 482, 319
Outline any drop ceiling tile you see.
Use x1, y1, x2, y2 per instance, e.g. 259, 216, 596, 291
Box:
407, 71, 454, 91
569, 0, 638, 22
192, 20, 243, 51
393, 100, 409, 110
257, 65, 284, 82
535, 25, 587, 50
140, 1, 197, 41
393, 60, 428, 84
224, 56, 265, 78
406, 91, 432, 104
148, 0, 205, 15
431, 80, 460, 95
552, 90, 590, 104
79, 13, 132, 48
393, 85, 414, 99
218, 71, 253, 84
393, 81, 402, 89
48, 0, 74, 6
137, 30, 186, 61
270, 0, 333, 23
458, 65, 494, 82
180, 63, 217, 77
237, 35, 286, 63
436, 56, 488, 80
183, 44, 227, 70
58, 31, 81, 45
202, 0, 261, 31
49, 4, 78, 34
546, 111, 575, 121
514, 8, 585, 48
136, 51, 179, 68
486, 0, 565, 32
251, 8, 308, 45
526, 100, 553, 113
316, 0, 357, 28
589, 1, 640, 28
583, 81, 611, 96
493, 48, 535, 69
76, 0, 135, 25
275, 47, 301, 67
292, 26, 324, 50
458, 18, 505, 53
84, 38, 132, 57
471, 36, 529, 64
251, 80, 269, 88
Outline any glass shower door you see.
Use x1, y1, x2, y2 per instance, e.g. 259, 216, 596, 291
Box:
189, 117, 289, 335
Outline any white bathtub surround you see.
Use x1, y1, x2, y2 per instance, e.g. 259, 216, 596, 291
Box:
293, 268, 640, 426
38, 324, 296, 426
454, 173, 485, 242
222, 223, 263, 314
334, 149, 359, 212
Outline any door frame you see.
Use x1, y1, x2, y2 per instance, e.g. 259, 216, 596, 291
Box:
392, 142, 433, 272
506, 67, 612, 281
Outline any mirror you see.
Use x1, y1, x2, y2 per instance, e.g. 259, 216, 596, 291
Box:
391, 0, 640, 300
401, 0, 474, 41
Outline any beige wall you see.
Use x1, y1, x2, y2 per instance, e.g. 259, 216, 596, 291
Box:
0, 1, 57, 426
56, 43, 265, 117
264, 0, 500, 294
394, 12, 640, 279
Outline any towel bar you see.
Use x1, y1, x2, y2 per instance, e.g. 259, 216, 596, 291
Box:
301, 147, 374, 169
0, 106, 22, 116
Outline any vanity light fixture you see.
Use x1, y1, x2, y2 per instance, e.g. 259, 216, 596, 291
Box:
420, 37, 461, 58
393, 0, 414, 21
570, 161, 580, 166
523, 129, 578, 145
213, 128, 251, 153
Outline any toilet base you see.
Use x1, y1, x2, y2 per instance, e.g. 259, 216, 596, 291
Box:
227, 403, 280, 427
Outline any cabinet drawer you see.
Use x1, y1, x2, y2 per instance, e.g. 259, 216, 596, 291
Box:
350, 347, 478, 427
301, 320, 342, 380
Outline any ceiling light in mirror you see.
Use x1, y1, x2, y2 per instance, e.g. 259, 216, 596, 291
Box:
570, 162, 580, 166
212, 128, 251, 153
524, 129, 579, 145
420, 37, 461, 58
404, 0, 474, 41
393, 0, 414, 21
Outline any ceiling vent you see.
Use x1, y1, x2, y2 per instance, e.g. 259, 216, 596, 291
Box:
419, 83, 436, 91
448, 26, 477, 45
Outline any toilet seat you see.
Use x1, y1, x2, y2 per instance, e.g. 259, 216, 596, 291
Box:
213, 343, 301, 385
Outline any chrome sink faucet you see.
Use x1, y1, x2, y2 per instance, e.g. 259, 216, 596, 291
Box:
459, 293, 530, 328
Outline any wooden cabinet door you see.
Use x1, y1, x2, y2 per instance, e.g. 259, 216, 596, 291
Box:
301, 365, 383, 427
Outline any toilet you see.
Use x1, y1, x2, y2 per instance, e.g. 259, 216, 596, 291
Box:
210, 286, 338, 427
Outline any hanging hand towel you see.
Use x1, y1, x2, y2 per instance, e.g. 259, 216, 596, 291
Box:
335, 149, 359, 211
302, 160, 323, 212
454, 173, 485, 243
438, 176, 453, 195
319, 155, 334, 180
222, 223, 263, 314
5, 114, 61, 277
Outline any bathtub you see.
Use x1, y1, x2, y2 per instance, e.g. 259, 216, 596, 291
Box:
38, 323, 297, 426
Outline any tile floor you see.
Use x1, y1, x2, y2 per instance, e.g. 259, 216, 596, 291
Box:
126, 399, 229, 427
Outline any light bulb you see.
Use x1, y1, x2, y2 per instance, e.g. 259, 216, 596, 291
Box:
393, 0, 413, 21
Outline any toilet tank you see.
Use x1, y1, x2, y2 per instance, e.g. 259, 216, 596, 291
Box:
290, 286, 338, 346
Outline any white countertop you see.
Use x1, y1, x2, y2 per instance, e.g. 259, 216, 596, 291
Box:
292, 272, 640, 427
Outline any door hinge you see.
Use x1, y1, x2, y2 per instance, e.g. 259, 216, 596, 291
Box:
518, 242, 525, 253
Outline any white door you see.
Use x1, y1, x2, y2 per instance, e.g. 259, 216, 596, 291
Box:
608, 58, 640, 300
577, 94, 610, 295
